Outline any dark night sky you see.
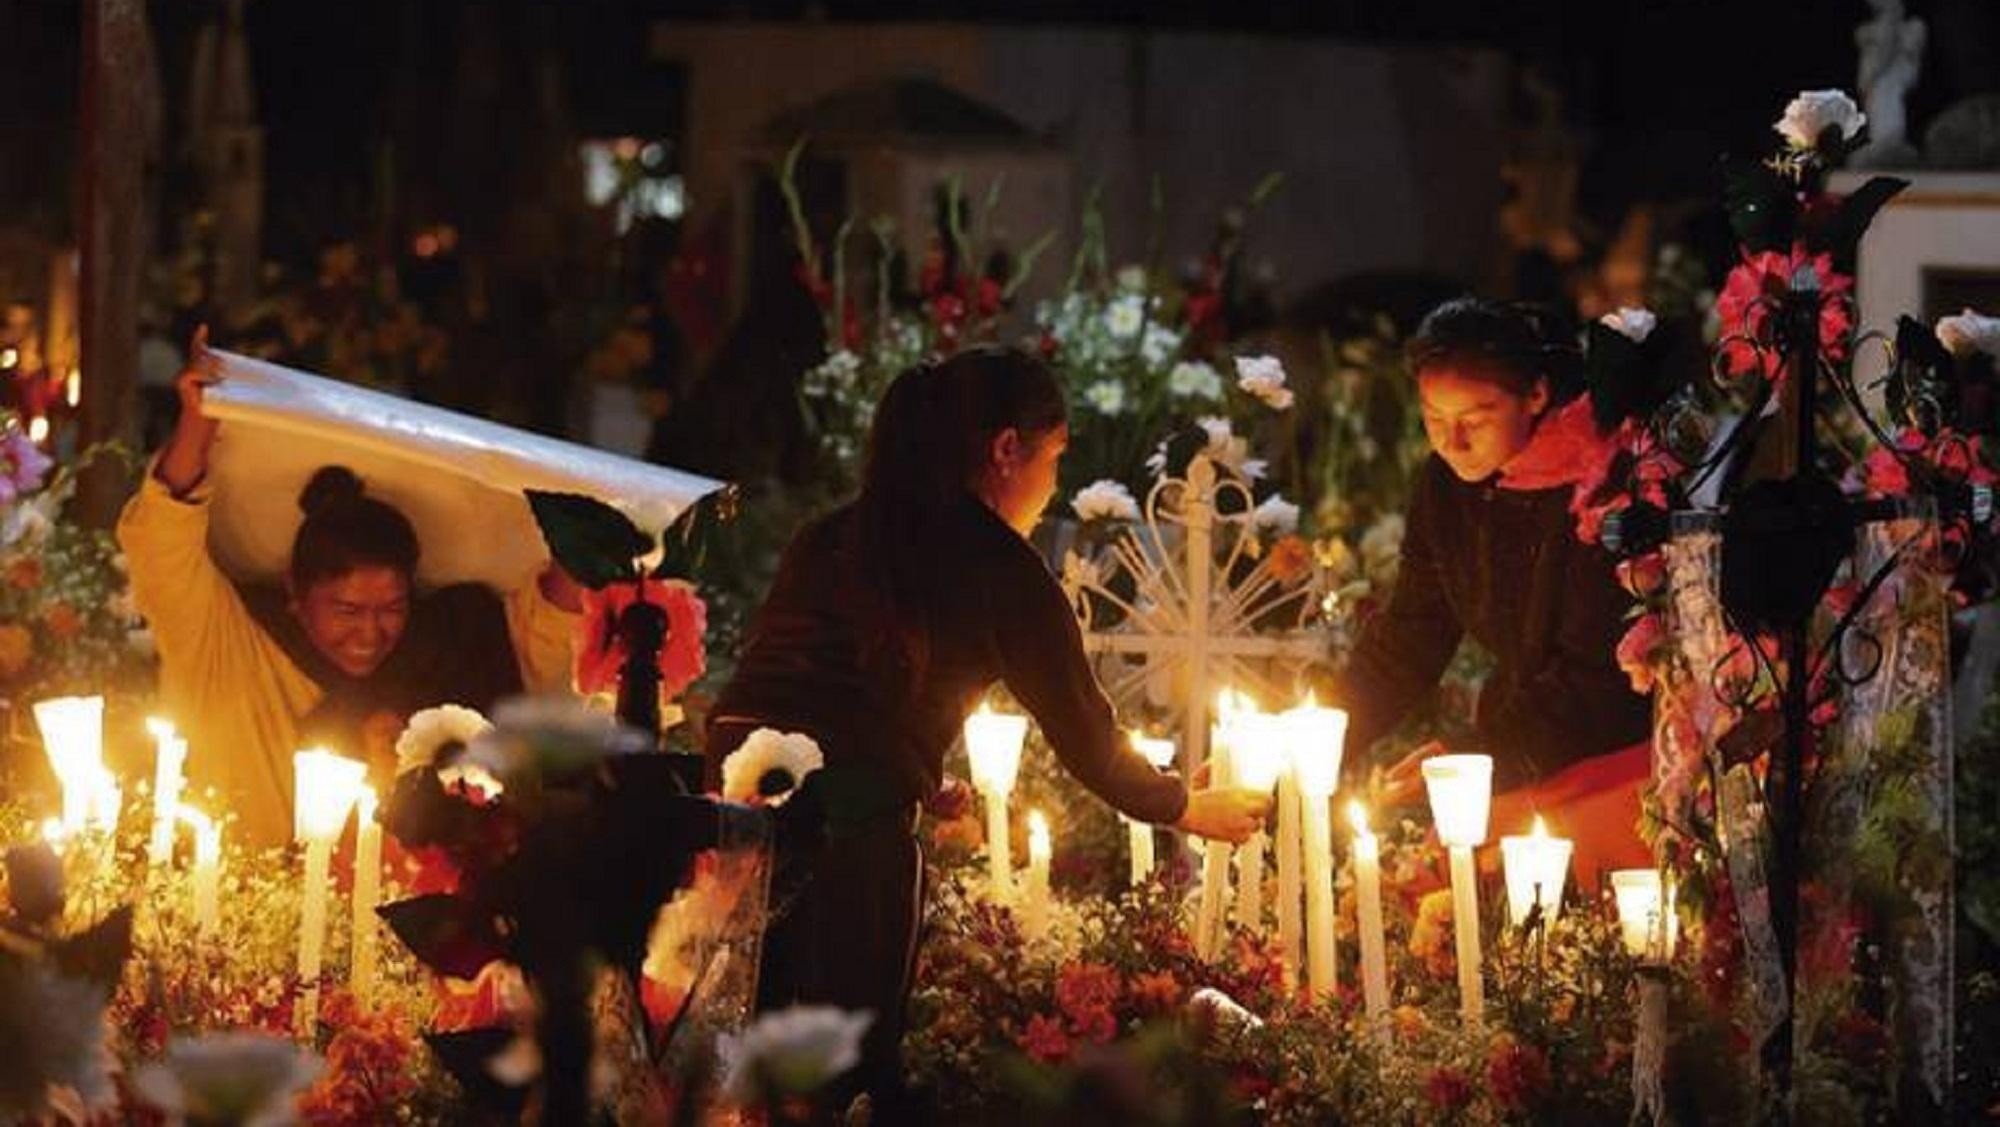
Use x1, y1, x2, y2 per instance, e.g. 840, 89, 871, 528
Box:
8, 0, 1995, 266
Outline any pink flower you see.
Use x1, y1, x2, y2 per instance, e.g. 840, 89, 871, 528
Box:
1716, 248, 1854, 382
1616, 613, 1666, 694
575, 578, 707, 700
0, 429, 52, 504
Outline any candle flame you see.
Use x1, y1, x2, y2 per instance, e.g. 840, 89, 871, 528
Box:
1531, 814, 1548, 839
1347, 799, 1371, 835
146, 717, 176, 741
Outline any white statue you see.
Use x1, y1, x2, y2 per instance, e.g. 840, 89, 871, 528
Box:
1854, 0, 1927, 165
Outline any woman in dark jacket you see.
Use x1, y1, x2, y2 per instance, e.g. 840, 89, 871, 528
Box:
706, 347, 1270, 1118
1329, 298, 1653, 880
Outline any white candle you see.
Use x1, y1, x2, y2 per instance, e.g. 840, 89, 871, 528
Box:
1126, 733, 1175, 887
1228, 710, 1287, 936
1194, 694, 1240, 958
964, 704, 1027, 902
1422, 754, 1492, 1022
147, 719, 187, 869
1349, 801, 1389, 1023
34, 695, 105, 833
292, 749, 366, 1038
1022, 809, 1052, 939
1499, 815, 1573, 928
181, 805, 221, 940
1289, 701, 1346, 1000
1274, 766, 1302, 986
350, 786, 383, 1003
1610, 869, 1674, 960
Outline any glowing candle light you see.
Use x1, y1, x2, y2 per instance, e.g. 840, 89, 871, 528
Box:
1287, 699, 1347, 999
1022, 809, 1052, 939
180, 805, 222, 940
34, 696, 105, 833
1500, 815, 1574, 929
147, 719, 188, 869
1229, 708, 1287, 936
1126, 732, 1176, 886
1422, 753, 1493, 1022
1349, 801, 1390, 1023
1195, 691, 1241, 958
350, 786, 383, 1003
292, 749, 366, 1038
964, 703, 1028, 902
1610, 869, 1676, 961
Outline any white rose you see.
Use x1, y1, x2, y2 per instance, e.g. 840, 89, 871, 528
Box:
1936, 309, 2000, 358
1168, 360, 1224, 401
1083, 380, 1127, 415
1251, 494, 1300, 536
1071, 479, 1141, 523
720, 728, 824, 805
1599, 306, 1658, 344
1234, 354, 1294, 410
720, 1006, 874, 1106
1104, 294, 1145, 339
395, 704, 495, 777
1774, 89, 1866, 151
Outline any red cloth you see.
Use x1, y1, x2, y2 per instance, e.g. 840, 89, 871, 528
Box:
1487, 741, 1652, 890
1496, 396, 1615, 493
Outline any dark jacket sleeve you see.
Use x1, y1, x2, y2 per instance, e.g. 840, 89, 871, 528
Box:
1475, 540, 1652, 784
987, 536, 1188, 826
1326, 463, 1465, 765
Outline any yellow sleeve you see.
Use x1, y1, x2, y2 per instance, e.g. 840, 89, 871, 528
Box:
114, 467, 259, 671
505, 573, 582, 695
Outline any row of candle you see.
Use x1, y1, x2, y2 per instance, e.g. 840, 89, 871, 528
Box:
964, 693, 1679, 1028
32, 696, 389, 1038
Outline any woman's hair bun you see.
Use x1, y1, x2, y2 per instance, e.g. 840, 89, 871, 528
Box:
299, 465, 366, 516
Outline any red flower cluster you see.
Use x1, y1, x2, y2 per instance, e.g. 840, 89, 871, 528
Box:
1054, 962, 1123, 1045
1424, 1065, 1476, 1113
1715, 247, 1854, 384
575, 578, 707, 701
299, 989, 421, 1121
1486, 1032, 1552, 1114
1019, 1013, 1072, 1064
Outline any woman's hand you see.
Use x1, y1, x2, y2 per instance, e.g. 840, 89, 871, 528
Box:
1371, 739, 1445, 810
156, 325, 224, 496
1175, 785, 1274, 844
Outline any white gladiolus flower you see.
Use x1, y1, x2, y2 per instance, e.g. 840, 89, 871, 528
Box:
394, 704, 494, 777
1234, 354, 1294, 410
719, 1006, 874, 1106
720, 728, 825, 805
1774, 89, 1865, 150
1936, 309, 2000, 358
1599, 306, 1658, 344
132, 1032, 323, 1127
1071, 479, 1141, 523
1104, 294, 1146, 339
1083, 380, 1127, 415
1141, 323, 1183, 367
1252, 494, 1301, 536
1168, 360, 1224, 401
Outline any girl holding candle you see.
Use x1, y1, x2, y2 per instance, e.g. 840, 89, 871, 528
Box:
706, 348, 1271, 1118
117, 328, 583, 843
1320, 299, 1654, 883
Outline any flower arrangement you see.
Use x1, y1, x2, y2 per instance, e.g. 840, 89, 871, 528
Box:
0, 416, 149, 704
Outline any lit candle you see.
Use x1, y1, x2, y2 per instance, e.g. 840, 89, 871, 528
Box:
350, 786, 383, 1003
1499, 815, 1574, 929
293, 749, 367, 1039
34, 696, 105, 833
1349, 801, 1389, 1024
1422, 753, 1493, 1022
147, 719, 187, 869
1288, 700, 1347, 1000
1127, 733, 1176, 886
1195, 692, 1240, 958
1229, 710, 1287, 936
1022, 809, 1052, 939
1610, 869, 1675, 961
180, 805, 222, 940
1274, 765, 1302, 988
964, 703, 1028, 902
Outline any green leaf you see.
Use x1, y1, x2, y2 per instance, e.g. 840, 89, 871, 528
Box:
653, 484, 741, 581
1818, 175, 1908, 274
1721, 156, 1794, 253
526, 490, 649, 590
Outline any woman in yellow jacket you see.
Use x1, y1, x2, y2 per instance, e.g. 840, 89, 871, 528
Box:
117, 329, 582, 844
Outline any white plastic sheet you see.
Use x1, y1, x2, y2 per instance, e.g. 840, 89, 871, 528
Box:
199, 351, 722, 589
